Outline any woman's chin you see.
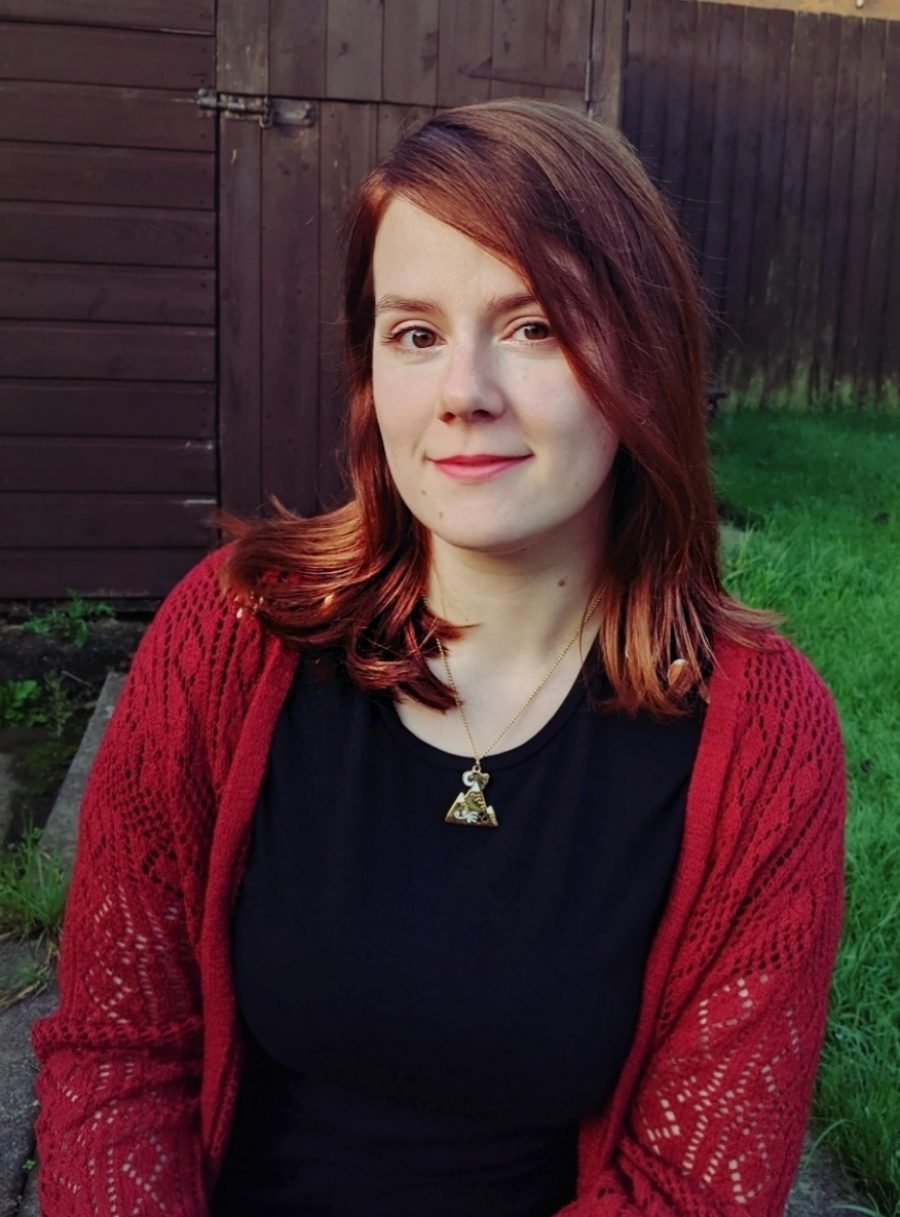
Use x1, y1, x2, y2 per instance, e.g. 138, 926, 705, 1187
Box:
425, 521, 565, 565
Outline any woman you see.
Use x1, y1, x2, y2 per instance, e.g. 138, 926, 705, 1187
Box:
33, 100, 845, 1217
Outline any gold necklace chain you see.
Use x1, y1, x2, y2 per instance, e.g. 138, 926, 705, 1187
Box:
434, 590, 602, 826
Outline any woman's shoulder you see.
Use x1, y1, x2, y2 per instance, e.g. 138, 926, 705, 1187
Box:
133, 546, 233, 664
126, 545, 279, 715
154, 542, 234, 621
710, 629, 845, 818
714, 628, 841, 734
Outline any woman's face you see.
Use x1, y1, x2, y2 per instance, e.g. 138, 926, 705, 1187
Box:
371, 197, 619, 564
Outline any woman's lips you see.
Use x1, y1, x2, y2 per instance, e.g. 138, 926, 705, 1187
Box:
432, 454, 531, 482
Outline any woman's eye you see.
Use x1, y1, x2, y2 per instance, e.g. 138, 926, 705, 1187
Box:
393, 327, 436, 350
516, 321, 552, 342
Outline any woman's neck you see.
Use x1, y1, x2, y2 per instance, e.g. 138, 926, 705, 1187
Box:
426, 537, 603, 673
393, 538, 604, 756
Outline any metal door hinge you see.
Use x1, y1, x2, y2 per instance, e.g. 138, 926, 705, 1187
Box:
196, 89, 317, 129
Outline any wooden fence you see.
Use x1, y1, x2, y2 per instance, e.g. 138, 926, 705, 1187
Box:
0, 0, 897, 597
623, 0, 900, 406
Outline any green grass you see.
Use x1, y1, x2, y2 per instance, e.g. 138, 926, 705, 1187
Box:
711, 408, 900, 1217
0, 828, 67, 944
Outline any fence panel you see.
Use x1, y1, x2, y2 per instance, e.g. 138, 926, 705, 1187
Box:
622, 0, 897, 404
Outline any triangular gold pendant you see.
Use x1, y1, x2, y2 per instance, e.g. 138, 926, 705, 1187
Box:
445, 789, 499, 827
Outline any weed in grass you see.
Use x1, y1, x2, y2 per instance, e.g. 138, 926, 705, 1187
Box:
41, 671, 76, 738
0, 828, 67, 943
23, 590, 114, 648
0, 673, 81, 737
713, 408, 900, 1217
0, 680, 46, 729
0, 953, 54, 1013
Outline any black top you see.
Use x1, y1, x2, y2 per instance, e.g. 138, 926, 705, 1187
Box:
213, 652, 703, 1217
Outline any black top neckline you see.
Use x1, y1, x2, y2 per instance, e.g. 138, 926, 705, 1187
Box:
374, 658, 600, 774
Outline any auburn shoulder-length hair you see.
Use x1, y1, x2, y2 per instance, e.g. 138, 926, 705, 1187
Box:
221, 98, 767, 716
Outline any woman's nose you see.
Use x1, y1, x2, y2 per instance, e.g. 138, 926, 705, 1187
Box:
438, 339, 504, 422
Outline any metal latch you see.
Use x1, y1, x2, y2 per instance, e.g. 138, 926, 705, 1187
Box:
196, 89, 316, 129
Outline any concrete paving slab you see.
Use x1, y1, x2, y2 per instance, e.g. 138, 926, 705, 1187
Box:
0, 970, 57, 1217
17, 1168, 38, 1217
40, 673, 123, 870
787, 1133, 868, 1217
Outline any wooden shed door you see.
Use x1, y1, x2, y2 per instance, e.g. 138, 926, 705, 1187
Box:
214, 0, 625, 519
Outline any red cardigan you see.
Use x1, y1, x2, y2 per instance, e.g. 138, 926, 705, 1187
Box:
33, 549, 845, 1217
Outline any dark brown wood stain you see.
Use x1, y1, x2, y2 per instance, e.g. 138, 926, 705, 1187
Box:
1, 0, 896, 597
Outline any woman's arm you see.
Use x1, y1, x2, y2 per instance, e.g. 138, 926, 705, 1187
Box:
32, 557, 230, 1217
558, 643, 846, 1217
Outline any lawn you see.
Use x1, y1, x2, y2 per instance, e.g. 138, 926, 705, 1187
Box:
711, 408, 900, 1217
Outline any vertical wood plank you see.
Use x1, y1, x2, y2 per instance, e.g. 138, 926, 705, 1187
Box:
722, 7, 766, 370
742, 7, 793, 395
812, 17, 860, 397
318, 101, 378, 507
856, 21, 900, 396
326, 0, 384, 100
764, 13, 816, 396
701, 3, 743, 333
491, 0, 549, 92
660, 0, 697, 215
261, 120, 321, 515
436, 0, 492, 106
376, 103, 434, 160
383, 0, 439, 105
219, 116, 262, 515
636, 0, 672, 185
544, 0, 588, 109
833, 18, 886, 400
873, 22, 900, 395
590, 0, 628, 128
621, 0, 648, 150
721, 9, 771, 384
790, 14, 841, 400
679, 2, 720, 272
217, 0, 268, 93
545, 0, 591, 93
269, 0, 327, 97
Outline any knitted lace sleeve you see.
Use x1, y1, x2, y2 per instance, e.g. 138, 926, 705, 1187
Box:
557, 641, 846, 1217
31, 553, 238, 1217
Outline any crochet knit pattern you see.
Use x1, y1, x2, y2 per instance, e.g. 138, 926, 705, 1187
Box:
32, 549, 845, 1217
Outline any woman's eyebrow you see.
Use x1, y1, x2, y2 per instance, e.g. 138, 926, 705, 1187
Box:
374, 292, 541, 318
374, 295, 437, 317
